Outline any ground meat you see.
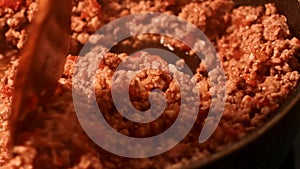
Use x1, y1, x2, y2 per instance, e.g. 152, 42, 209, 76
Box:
0, 0, 37, 53
179, 0, 233, 41
92, 51, 198, 138
69, 0, 103, 55
217, 4, 300, 129
262, 14, 290, 41
100, 0, 174, 22
1, 1, 300, 169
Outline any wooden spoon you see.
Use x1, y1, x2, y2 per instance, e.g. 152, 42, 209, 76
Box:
11, 0, 72, 134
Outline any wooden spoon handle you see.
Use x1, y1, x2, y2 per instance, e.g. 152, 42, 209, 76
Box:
11, 0, 72, 132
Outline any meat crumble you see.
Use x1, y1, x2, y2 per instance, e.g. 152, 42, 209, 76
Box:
0, 0, 300, 169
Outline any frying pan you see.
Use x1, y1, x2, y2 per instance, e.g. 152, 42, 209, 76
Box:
10, 0, 300, 168
185, 82, 300, 169
185, 1, 300, 168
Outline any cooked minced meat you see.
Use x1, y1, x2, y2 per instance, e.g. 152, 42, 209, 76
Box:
179, 0, 233, 42
69, 0, 103, 54
0, 0, 300, 169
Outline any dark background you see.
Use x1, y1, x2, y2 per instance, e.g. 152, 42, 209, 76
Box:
294, 131, 300, 169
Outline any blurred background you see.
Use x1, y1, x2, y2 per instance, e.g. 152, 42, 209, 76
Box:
295, 131, 300, 169
284, 130, 300, 169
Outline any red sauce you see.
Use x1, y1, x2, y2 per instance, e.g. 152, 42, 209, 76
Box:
0, 85, 12, 97
0, 0, 23, 10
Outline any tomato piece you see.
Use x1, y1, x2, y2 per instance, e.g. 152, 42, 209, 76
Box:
0, 85, 12, 96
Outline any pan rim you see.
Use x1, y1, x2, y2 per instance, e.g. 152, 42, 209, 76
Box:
184, 82, 300, 169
